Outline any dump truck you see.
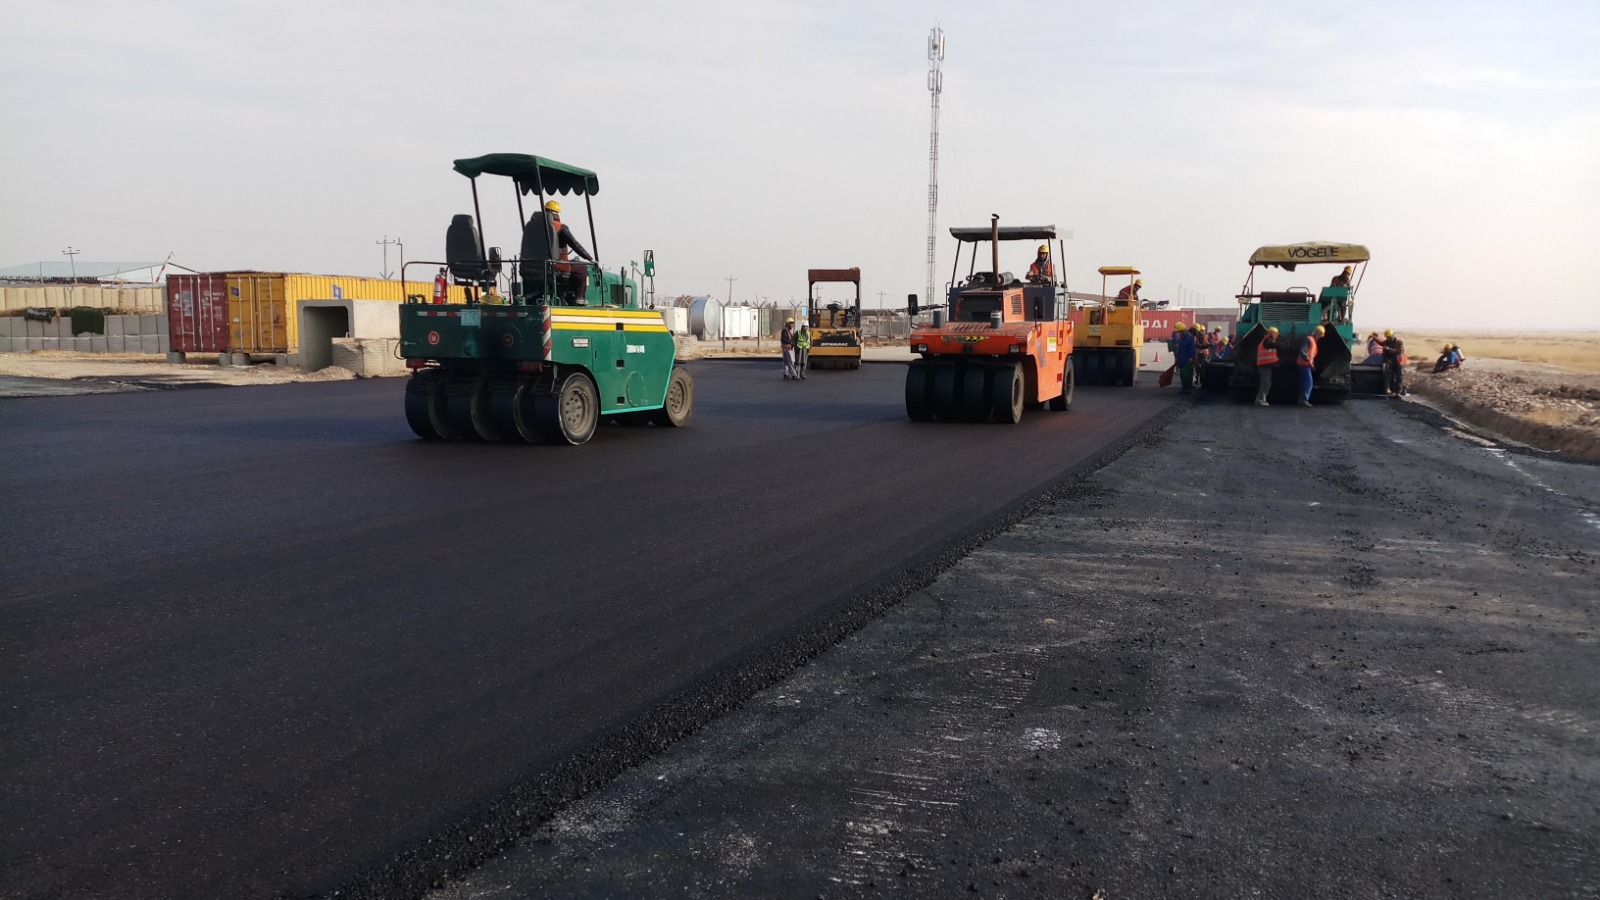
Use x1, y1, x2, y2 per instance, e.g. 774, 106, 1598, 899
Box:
904, 217, 1075, 423
1209, 241, 1370, 404
398, 153, 692, 445
1073, 265, 1145, 386
806, 267, 862, 370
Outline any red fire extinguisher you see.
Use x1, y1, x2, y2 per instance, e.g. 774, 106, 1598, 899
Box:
432, 268, 448, 305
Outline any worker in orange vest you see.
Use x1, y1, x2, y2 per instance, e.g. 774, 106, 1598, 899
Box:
1255, 326, 1280, 406
1297, 325, 1325, 407
1026, 245, 1054, 284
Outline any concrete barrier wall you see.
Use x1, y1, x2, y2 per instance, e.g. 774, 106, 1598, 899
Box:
0, 314, 170, 354
330, 338, 406, 377
0, 286, 164, 312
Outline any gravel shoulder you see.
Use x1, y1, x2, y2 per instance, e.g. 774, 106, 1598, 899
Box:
429, 395, 1600, 900
0, 352, 355, 395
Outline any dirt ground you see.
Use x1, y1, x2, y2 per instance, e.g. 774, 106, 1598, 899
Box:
0, 351, 354, 395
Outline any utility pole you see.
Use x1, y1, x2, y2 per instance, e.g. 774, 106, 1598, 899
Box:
62, 246, 80, 307
925, 25, 945, 313
723, 276, 736, 351
376, 235, 401, 279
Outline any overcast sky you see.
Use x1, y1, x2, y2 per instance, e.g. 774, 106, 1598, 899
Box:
3, 0, 1596, 329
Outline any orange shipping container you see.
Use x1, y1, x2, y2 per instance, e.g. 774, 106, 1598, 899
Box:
227, 273, 469, 353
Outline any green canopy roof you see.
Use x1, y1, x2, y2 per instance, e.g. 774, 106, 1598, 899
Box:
451, 153, 600, 196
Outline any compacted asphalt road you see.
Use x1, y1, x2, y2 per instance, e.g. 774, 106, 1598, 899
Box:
0, 361, 1177, 900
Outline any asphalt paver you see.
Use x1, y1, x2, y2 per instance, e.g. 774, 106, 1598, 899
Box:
429, 396, 1600, 899
0, 362, 1175, 900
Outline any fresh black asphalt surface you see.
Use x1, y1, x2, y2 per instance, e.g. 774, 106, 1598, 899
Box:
0, 361, 1177, 900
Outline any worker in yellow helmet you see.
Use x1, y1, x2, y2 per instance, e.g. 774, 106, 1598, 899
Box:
1027, 244, 1054, 284
1296, 325, 1326, 407
1331, 265, 1354, 288
781, 317, 800, 380
519, 198, 595, 301
1380, 329, 1406, 397
1115, 278, 1143, 304
1255, 326, 1281, 406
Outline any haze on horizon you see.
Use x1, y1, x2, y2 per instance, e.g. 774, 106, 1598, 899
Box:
2, 0, 1596, 330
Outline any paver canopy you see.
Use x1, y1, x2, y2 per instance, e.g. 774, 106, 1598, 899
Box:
451, 153, 600, 196
1248, 242, 1370, 270
949, 225, 1058, 242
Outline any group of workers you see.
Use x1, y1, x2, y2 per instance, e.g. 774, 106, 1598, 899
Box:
1169, 324, 1233, 393
1247, 325, 1324, 407
1361, 330, 1411, 396
779, 317, 811, 380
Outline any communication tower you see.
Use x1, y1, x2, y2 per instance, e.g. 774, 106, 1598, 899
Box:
925, 26, 945, 310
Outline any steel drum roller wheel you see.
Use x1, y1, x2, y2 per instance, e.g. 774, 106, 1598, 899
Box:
651, 367, 694, 427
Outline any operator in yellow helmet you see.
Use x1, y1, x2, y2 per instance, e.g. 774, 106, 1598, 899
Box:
1115, 278, 1143, 304
1330, 265, 1354, 288
519, 198, 595, 301
1026, 243, 1054, 284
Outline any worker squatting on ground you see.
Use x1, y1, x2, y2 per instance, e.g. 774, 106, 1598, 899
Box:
1381, 329, 1407, 397
794, 325, 811, 377
1297, 325, 1325, 407
1255, 327, 1280, 406
1027, 245, 1054, 284
780, 318, 801, 381
1434, 343, 1465, 373
518, 200, 595, 299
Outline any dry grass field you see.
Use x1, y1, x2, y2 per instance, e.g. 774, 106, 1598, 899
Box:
1400, 331, 1600, 460
1403, 330, 1600, 375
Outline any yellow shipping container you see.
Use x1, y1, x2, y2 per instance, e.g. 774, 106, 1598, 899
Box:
227, 273, 470, 353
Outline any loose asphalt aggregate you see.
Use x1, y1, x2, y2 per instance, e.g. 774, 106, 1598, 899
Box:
426, 391, 1600, 900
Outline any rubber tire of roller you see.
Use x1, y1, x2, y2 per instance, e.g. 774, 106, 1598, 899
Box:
992, 361, 1024, 424
486, 381, 524, 442
932, 362, 963, 421
443, 378, 484, 440
962, 361, 993, 422
651, 366, 694, 427
404, 370, 452, 439
535, 371, 600, 445
905, 360, 935, 422
510, 378, 548, 441
1050, 360, 1075, 411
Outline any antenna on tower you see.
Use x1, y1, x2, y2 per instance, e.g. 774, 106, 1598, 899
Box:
925, 25, 945, 312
